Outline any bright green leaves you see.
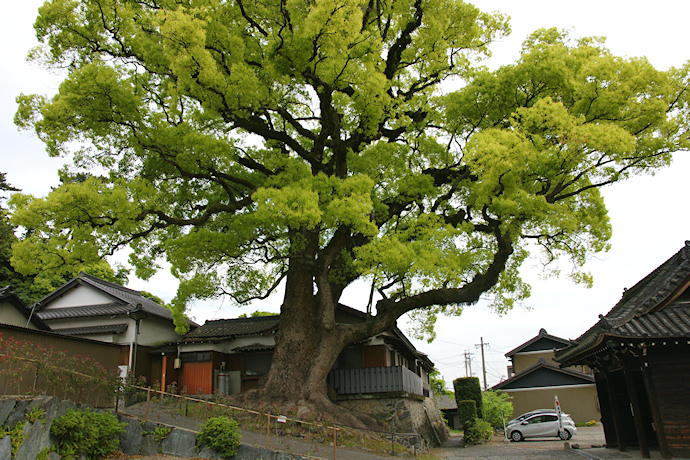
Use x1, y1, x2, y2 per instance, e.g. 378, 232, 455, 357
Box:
159, 5, 267, 115
11, 0, 690, 343
254, 173, 377, 236
440, 28, 688, 290
8, 177, 138, 297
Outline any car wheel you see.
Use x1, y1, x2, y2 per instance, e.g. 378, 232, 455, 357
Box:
558, 429, 571, 440
510, 430, 524, 442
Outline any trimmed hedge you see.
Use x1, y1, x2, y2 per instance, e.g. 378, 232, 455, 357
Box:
458, 400, 477, 427
453, 377, 483, 419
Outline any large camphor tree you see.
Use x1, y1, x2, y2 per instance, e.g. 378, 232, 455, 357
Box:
11, 0, 690, 422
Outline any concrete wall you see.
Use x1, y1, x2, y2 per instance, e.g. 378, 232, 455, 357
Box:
500, 384, 600, 423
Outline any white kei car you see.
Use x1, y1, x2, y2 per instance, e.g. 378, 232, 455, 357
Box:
506, 412, 577, 442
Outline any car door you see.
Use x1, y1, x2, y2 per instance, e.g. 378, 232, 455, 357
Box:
539, 414, 560, 437
521, 415, 544, 438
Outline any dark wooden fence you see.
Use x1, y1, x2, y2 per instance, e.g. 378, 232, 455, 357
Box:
327, 365, 423, 395
0, 324, 122, 407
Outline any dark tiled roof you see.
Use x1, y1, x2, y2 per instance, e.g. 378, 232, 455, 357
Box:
77, 272, 175, 321
35, 272, 198, 327
181, 316, 280, 342
435, 394, 457, 410
232, 343, 275, 352
505, 328, 573, 358
493, 358, 594, 391
0, 287, 51, 330
556, 242, 690, 365
54, 323, 129, 336
37, 303, 130, 320
608, 303, 690, 338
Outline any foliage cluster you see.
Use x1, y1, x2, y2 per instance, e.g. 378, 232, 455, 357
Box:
0, 423, 26, 458
462, 419, 494, 445
0, 333, 121, 404
453, 377, 483, 419
576, 420, 598, 427
482, 390, 513, 429
196, 416, 241, 458
430, 370, 451, 396
26, 407, 46, 424
153, 425, 172, 443
50, 408, 127, 460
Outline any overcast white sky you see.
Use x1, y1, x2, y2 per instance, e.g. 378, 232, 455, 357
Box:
2, 0, 690, 389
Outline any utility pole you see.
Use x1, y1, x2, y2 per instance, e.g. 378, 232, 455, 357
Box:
475, 337, 489, 390
464, 350, 473, 377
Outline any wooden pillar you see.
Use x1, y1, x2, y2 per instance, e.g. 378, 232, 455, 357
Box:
623, 359, 650, 458
605, 371, 627, 452
161, 354, 168, 392
595, 374, 617, 448
641, 360, 672, 459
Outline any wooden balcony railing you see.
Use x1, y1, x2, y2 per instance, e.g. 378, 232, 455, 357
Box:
327, 365, 423, 396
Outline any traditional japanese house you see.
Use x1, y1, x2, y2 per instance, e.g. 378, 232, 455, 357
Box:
167, 304, 435, 399
493, 328, 599, 423
556, 242, 690, 459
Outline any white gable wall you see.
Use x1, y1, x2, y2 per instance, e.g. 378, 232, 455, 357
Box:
46, 284, 114, 308
137, 317, 183, 346
0, 302, 37, 330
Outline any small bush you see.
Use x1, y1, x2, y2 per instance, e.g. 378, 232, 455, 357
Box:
26, 407, 46, 423
458, 400, 477, 427
586, 420, 598, 426
196, 416, 241, 457
463, 419, 493, 445
50, 408, 127, 459
154, 425, 172, 443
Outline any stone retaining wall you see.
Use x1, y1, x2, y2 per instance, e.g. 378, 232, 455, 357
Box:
337, 393, 450, 450
0, 397, 307, 460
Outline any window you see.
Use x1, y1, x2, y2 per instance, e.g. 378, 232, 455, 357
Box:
180, 352, 211, 363
243, 353, 272, 376
334, 347, 363, 369
526, 416, 543, 424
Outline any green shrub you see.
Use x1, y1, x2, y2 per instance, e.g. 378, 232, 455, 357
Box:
26, 407, 46, 423
154, 425, 172, 443
453, 377, 483, 419
458, 400, 477, 427
482, 390, 513, 429
196, 416, 241, 457
0, 423, 26, 458
50, 408, 127, 460
463, 419, 493, 445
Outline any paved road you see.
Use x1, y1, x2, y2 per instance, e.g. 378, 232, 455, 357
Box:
424, 426, 606, 460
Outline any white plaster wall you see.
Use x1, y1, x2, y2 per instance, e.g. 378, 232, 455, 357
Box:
45, 284, 114, 308
0, 303, 37, 329
45, 314, 178, 347
137, 317, 183, 346
48, 316, 133, 342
